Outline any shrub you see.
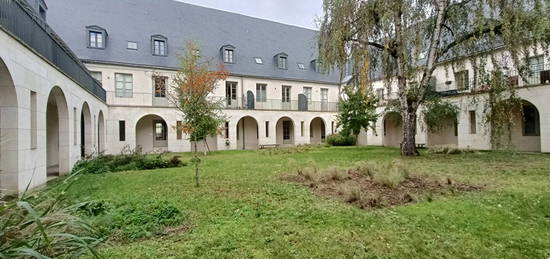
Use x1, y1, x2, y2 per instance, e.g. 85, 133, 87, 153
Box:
351, 160, 409, 188
0, 174, 102, 258
337, 183, 362, 203
427, 145, 475, 155
326, 134, 357, 146
83, 200, 185, 241
72, 153, 186, 174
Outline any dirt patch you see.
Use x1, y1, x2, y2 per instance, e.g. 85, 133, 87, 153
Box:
282, 164, 483, 210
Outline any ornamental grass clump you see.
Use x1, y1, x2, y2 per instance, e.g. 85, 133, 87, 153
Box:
0, 172, 102, 258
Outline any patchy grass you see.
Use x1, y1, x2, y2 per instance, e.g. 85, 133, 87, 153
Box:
45, 146, 550, 258
283, 160, 482, 209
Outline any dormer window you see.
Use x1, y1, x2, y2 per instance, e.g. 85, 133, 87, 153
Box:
311, 59, 322, 73
224, 49, 234, 63
221, 45, 236, 64
151, 35, 168, 56
275, 53, 288, 70
86, 25, 107, 49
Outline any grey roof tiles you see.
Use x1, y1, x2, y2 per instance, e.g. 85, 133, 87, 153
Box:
45, 0, 341, 84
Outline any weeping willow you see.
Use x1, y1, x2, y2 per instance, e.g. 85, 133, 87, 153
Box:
319, 0, 550, 155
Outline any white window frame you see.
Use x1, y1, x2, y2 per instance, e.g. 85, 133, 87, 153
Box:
115, 73, 133, 98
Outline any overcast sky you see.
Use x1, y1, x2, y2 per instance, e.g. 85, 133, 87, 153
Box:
177, 0, 324, 30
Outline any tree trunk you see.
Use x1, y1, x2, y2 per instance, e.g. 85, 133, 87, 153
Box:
194, 141, 200, 187
401, 107, 419, 156
203, 139, 209, 155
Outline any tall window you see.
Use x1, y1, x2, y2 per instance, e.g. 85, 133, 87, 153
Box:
154, 121, 167, 141
282, 85, 291, 103
455, 70, 469, 90
303, 87, 312, 103
321, 88, 328, 103
300, 121, 304, 136
90, 71, 102, 84
376, 88, 384, 104
283, 121, 291, 140
176, 121, 183, 140
469, 111, 477, 134
256, 84, 267, 102
153, 76, 167, 97
89, 31, 103, 48
522, 104, 540, 136
225, 121, 230, 139
153, 39, 166, 56
224, 49, 234, 63
115, 73, 133, 97
278, 56, 287, 69
226, 81, 238, 105
119, 120, 126, 141
528, 56, 545, 84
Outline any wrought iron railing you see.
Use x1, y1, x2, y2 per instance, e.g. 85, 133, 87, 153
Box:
217, 97, 339, 112
0, 0, 106, 101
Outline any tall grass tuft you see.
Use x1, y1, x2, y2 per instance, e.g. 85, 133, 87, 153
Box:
0, 171, 102, 258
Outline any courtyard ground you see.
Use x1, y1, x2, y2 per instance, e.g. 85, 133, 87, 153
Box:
54, 146, 549, 258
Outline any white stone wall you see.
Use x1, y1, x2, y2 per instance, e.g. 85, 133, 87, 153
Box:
359, 53, 550, 152
0, 30, 107, 193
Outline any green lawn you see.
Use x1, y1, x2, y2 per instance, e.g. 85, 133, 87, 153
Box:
56, 146, 550, 258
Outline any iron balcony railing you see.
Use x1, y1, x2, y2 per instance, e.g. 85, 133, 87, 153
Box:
0, 0, 106, 101
218, 97, 339, 112
107, 91, 339, 112
106, 91, 172, 107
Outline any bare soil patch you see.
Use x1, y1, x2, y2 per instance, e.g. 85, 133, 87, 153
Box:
282, 163, 482, 210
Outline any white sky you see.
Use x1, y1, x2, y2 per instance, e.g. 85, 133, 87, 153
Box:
176, 0, 324, 30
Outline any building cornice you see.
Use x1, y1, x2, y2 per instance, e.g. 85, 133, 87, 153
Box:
82, 59, 341, 86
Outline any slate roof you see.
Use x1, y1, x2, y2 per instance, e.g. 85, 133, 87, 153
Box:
45, 0, 341, 84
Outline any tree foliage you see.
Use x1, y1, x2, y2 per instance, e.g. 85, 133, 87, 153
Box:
172, 41, 229, 144
171, 41, 228, 186
319, 0, 550, 155
422, 98, 459, 133
337, 84, 378, 137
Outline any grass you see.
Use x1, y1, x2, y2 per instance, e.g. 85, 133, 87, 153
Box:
46, 146, 550, 258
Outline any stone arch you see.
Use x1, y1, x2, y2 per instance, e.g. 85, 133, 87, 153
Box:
509, 100, 541, 152
80, 102, 93, 157
383, 112, 402, 147
46, 86, 70, 178
135, 114, 169, 153
276, 116, 295, 146
309, 117, 326, 144
97, 110, 105, 153
236, 116, 259, 150
0, 57, 19, 192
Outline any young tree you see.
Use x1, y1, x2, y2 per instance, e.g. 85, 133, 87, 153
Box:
337, 84, 378, 138
319, 0, 549, 155
171, 41, 228, 186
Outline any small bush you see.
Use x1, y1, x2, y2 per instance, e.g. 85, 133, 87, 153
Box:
325, 167, 347, 181
72, 153, 186, 174
326, 134, 356, 146
427, 145, 475, 155
352, 160, 409, 188
337, 183, 362, 203
0, 174, 102, 258
85, 200, 184, 241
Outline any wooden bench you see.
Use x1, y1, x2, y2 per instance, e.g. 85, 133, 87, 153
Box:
259, 144, 280, 149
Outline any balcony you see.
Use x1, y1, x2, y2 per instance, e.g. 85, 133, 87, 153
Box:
219, 97, 339, 112
0, 0, 106, 101
107, 91, 171, 107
